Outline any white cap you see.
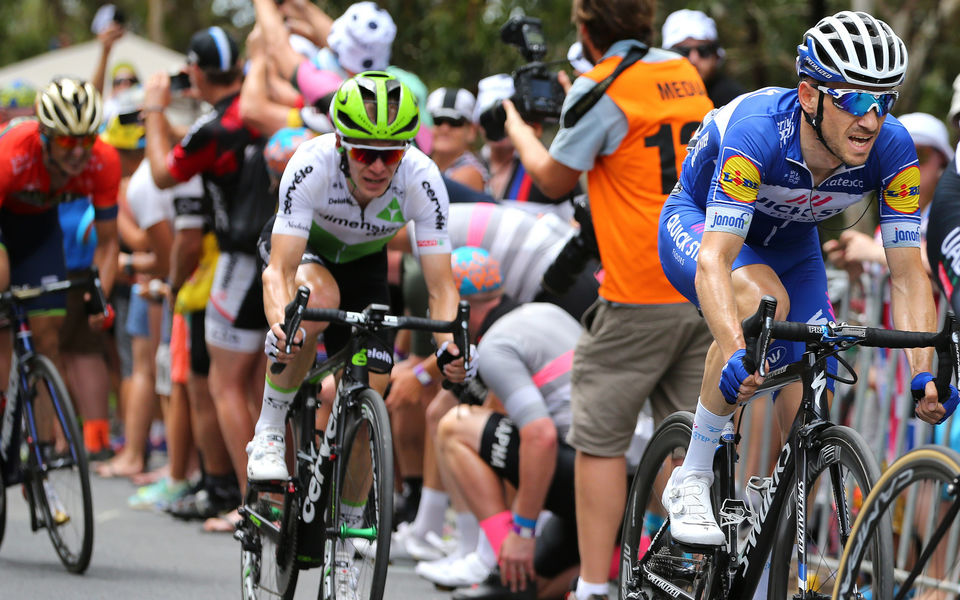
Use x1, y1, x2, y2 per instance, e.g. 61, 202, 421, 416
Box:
661, 9, 718, 50
426, 87, 476, 123
567, 42, 593, 74
473, 74, 515, 123
327, 2, 396, 74
898, 112, 955, 163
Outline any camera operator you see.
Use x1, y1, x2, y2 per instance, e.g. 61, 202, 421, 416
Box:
500, 1, 714, 599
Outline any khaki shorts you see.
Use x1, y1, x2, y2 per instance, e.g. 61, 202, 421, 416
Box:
566, 300, 711, 457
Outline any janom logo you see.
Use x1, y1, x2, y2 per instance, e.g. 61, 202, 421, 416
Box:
719, 155, 761, 203
883, 166, 920, 214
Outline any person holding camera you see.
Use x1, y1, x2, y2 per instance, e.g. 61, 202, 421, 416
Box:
500, 1, 713, 598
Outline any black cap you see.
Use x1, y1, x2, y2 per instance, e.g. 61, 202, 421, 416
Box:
187, 27, 239, 72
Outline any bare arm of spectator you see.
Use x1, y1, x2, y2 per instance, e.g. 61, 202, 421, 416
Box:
143, 72, 180, 189
240, 28, 292, 137
252, 0, 306, 81
169, 228, 202, 295
281, 0, 333, 48
266, 61, 304, 108
91, 22, 125, 94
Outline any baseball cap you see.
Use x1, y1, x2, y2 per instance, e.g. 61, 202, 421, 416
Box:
662, 9, 718, 49
567, 42, 593, 74
426, 88, 476, 123
187, 26, 239, 72
473, 74, 515, 123
897, 112, 955, 163
327, 2, 396, 75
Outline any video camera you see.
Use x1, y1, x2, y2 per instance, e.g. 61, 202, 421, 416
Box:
479, 16, 566, 141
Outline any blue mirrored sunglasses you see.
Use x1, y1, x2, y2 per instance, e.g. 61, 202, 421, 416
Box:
815, 85, 899, 117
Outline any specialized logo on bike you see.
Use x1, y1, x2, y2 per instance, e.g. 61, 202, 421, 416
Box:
882, 165, 920, 214
719, 155, 761, 203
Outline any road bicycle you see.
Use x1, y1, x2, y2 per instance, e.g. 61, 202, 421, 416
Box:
620, 295, 959, 600
0, 272, 107, 573
236, 287, 470, 600
833, 443, 960, 600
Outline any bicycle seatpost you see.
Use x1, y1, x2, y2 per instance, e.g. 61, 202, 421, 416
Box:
270, 286, 311, 375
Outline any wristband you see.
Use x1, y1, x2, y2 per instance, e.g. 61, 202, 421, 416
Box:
512, 513, 537, 529
413, 363, 433, 386
511, 523, 536, 538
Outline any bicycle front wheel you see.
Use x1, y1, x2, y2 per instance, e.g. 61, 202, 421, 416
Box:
320, 389, 393, 600
832, 445, 960, 600
769, 425, 892, 599
23, 354, 94, 573
620, 411, 721, 600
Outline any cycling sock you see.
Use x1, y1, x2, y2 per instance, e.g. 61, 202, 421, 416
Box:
575, 578, 609, 600
412, 487, 448, 538
682, 399, 732, 476
475, 529, 498, 570
479, 510, 512, 558
256, 375, 299, 434
455, 511, 479, 557
341, 501, 365, 528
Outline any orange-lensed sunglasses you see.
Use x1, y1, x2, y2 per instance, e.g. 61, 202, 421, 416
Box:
51, 133, 97, 150
341, 140, 408, 166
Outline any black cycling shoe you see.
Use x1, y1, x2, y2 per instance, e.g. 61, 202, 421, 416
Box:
452, 571, 536, 600
166, 475, 240, 521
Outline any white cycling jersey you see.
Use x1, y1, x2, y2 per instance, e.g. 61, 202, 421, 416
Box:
272, 133, 451, 263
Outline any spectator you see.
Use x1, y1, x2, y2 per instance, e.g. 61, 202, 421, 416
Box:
426, 87, 487, 191
501, 1, 714, 598
661, 9, 744, 108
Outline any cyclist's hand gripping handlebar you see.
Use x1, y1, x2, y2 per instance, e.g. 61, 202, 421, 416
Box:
911, 313, 960, 424
269, 286, 310, 375
440, 301, 473, 392
740, 295, 778, 376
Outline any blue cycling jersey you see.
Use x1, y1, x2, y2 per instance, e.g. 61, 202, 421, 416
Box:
672, 86, 921, 248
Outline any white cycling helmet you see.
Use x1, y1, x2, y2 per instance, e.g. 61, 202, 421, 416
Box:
35, 77, 104, 136
796, 11, 907, 89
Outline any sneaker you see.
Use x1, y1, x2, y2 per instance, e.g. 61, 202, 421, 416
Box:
246, 428, 288, 481
661, 467, 724, 547
334, 549, 360, 600
417, 551, 493, 589
128, 477, 190, 510
414, 550, 466, 579
42, 480, 70, 526
355, 521, 449, 562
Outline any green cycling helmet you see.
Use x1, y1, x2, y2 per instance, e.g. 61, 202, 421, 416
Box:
331, 71, 420, 142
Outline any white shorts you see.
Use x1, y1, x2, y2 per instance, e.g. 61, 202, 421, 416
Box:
205, 251, 266, 353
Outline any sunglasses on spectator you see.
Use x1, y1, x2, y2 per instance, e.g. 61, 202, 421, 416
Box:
112, 76, 138, 87
432, 115, 468, 128
815, 85, 899, 117
671, 42, 718, 58
51, 133, 97, 150
341, 140, 408, 166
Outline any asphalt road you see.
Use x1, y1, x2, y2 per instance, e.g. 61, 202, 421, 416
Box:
0, 471, 455, 600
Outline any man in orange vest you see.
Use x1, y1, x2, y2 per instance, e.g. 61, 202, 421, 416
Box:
501, 0, 713, 598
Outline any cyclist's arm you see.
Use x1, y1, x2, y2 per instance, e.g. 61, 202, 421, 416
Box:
92, 217, 120, 297
419, 251, 458, 348
514, 416, 557, 523
262, 232, 308, 328
696, 230, 749, 359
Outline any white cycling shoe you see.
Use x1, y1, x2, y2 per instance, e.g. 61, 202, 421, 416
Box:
246, 428, 288, 481
661, 467, 725, 547
416, 551, 492, 588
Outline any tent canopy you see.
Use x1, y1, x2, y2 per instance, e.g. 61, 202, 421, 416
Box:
0, 33, 185, 92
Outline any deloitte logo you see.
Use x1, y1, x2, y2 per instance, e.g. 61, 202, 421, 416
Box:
376, 198, 406, 223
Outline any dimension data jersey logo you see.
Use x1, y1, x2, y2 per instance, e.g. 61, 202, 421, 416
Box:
376, 198, 406, 223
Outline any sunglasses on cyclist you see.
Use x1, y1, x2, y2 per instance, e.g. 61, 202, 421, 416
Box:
51, 133, 97, 150
815, 85, 899, 118
341, 140, 408, 166
432, 115, 468, 128
671, 42, 718, 58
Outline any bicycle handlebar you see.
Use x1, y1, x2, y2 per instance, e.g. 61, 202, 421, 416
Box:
741, 294, 959, 400
0, 267, 108, 318
270, 286, 471, 376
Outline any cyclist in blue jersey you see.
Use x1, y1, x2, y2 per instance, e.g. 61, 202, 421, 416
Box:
657, 10, 959, 546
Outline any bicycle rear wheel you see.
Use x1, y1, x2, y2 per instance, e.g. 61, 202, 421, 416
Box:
768, 425, 892, 599
24, 354, 94, 573
619, 411, 721, 600
320, 389, 393, 600
832, 445, 960, 600
239, 483, 300, 600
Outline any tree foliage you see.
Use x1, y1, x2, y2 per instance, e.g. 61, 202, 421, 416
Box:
2, 0, 959, 120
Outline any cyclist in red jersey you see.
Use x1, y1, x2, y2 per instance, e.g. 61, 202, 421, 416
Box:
0, 77, 120, 447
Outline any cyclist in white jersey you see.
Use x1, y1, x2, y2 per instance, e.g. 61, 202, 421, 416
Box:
246, 72, 471, 483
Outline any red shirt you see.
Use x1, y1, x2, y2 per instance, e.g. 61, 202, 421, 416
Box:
0, 119, 121, 218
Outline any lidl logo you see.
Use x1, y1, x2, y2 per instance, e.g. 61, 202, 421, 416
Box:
376, 198, 406, 223
719, 155, 761, 203
883, 166, 920, 214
